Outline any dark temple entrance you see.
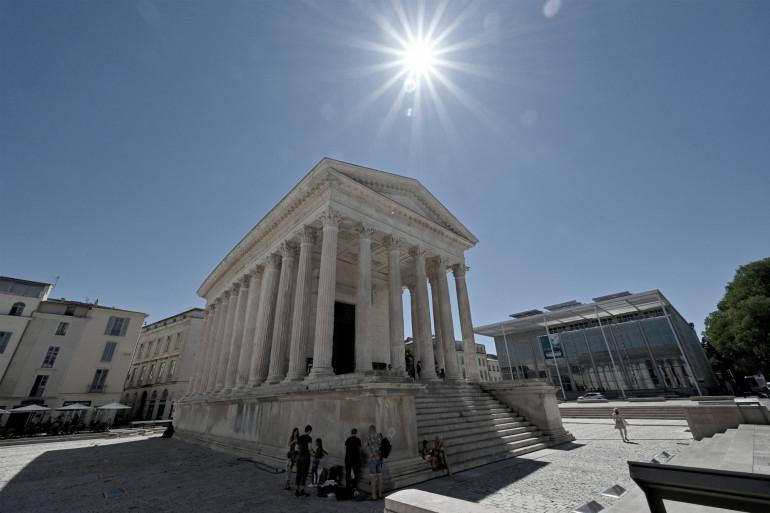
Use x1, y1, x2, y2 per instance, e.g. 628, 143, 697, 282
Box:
332, 301, 355, 375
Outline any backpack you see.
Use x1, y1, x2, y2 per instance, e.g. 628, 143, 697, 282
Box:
380, 437, 392, 459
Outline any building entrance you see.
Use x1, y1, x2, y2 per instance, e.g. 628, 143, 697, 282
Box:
332, 302, 355, 374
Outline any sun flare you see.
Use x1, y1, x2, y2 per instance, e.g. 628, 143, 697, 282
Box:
400, 39, 436, 78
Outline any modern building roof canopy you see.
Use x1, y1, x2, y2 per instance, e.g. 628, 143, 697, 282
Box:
475, 289, 674, 337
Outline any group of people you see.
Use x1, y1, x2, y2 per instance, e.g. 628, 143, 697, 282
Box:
420, 435, 450, 474
283, 424, 389, 501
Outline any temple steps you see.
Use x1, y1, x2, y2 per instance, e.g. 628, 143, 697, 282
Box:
389, 383, 557, 489
559, 405, 686, 419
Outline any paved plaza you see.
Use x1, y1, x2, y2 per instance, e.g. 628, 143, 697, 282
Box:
0, 421, 692, 513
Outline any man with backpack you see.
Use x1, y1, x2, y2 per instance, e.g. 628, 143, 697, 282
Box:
364, 424, 391, 500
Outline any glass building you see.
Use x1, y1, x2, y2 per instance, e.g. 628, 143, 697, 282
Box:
473, 290, 717, 398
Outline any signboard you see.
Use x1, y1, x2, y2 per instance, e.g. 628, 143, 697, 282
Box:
539, 334, 563, 359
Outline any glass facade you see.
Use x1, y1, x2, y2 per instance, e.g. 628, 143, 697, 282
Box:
493, 308, 717, 397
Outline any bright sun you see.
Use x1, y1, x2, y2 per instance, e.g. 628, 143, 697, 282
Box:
400, 39, 436, 78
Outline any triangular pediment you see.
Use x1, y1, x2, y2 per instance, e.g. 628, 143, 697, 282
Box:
323, 159, 478, 245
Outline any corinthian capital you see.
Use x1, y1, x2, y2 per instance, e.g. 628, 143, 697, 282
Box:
299, 225, 317, 245
356, 223, 375, 239
279, 241, 298, 259
264, 253, 282, 269
384, 234, 402, 251
319, 208, 342, 229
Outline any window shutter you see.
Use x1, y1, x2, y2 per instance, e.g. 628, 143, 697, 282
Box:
105, 317, 115, 335
120, 318, 130, 336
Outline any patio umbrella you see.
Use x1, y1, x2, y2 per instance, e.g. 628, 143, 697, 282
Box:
97, 402, 131, 410
56, 403, 92, 411
9, 404, 50, 413
9, 404, 50, 430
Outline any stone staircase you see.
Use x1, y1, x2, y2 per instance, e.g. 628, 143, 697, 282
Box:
389, 383, 552, 488
559, 405, 686, 420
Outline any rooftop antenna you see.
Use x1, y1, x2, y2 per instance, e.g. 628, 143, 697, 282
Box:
52, 275, 61, 291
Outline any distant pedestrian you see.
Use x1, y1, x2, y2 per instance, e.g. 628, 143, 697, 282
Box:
295, 425, 313, 497
284, 427, 299, 490
365, 425, 384, 500
612, 408, 629, 442
344, 428, 362, 490
416, 361, 422, 379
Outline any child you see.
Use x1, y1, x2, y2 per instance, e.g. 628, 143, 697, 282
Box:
311, 438, 328, 485
612, 408, 629, 442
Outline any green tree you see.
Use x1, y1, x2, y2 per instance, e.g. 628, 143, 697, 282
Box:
704, 257, 770, 376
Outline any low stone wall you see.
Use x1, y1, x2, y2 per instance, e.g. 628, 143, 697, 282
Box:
684, 403, 770, 440
482, 380, 574, 444
385, 489, 497, 513
175, 381, 423, 488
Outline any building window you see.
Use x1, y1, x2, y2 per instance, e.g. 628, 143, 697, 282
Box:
148, 364, 155, 383
105, 316, 130, 337
41, 346, 60, 368
0, 331, 11, 353
55, 322, 69, 336
101, 341, 117, 362
9, 302, 25, 316
147, 341, 154, 357
128, 367, 136, 386
163, 336, 171, 353
155, 339, 161, 355
89, 369, 109, 392
64, 305, 76, 316
168, 360, 176, 380
174, 333, 182, 350
137, 343, 144, 359
29, 375, 49, 397
158, 362, 166, 383
138, 365, 147, 384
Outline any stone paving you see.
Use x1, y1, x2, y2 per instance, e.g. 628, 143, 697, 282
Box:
0, 421, 693, 513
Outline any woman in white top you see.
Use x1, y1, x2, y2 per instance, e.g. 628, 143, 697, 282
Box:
612, 408, 629, 442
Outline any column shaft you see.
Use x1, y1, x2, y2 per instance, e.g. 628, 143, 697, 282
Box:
386, 236, 405, 375
284, 228, 315, 381
409, 287, 421, 373
267, 243, 298, 383
214, 286, 239, 391
453, 264, 481, 383
430, 275, 446, 374
248, 254, 281, 386
411, 247, 438, 380
224, 279, 250, 391
355, 226, 373, 373
435, 259, 462, 381
190, 305, 214, 395
235, 269, 263, 389
309, 209, 341, 378
206, 294, 230, 392
202, 300, 225, 393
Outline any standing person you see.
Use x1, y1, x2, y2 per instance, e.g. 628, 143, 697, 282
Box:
311, 438, 328, 485
284, 427, 300, 490
344, 428, 362, 490
612, 408, 629, 442
294, 425, 313, 497
416, 361, 422, 380
365, 425, 384, 500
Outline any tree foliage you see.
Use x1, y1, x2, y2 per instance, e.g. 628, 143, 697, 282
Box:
704, 257, 770, 376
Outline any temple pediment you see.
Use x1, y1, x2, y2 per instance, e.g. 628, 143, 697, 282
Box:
323, 159, 478, 245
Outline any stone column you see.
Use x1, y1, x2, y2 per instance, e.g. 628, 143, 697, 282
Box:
386, 235, 405, 375
200, 298, 224, 393
190, 305, 214, 395
284, 227, 316, 382
429, 272, 446, 374
224, 276, 250, 392
205, 293, 229, 393
214, 284, 240, 391
434, 258, 462, 381
248, 254, 282, 386
309, 209, 341, 378
355, 224, 374, 374
408, 286, 421, 371
235, 267, 263, 390
267, 242, 299, 384
410, 247, 438, 380
453, 263, 480, 383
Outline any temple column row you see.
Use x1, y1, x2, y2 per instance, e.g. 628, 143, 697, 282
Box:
192, 209, 480, 395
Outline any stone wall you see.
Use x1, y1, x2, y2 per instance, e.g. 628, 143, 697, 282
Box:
176, 382, 423, 482
684, 402, 770, 440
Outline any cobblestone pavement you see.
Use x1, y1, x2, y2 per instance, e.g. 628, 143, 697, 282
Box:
0, 421, 693, 513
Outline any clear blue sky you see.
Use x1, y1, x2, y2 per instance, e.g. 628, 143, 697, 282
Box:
2, 1, 769, 353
